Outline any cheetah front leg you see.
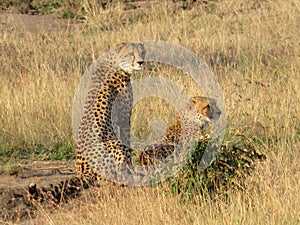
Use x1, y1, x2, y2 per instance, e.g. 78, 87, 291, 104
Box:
84, 139, 137, 184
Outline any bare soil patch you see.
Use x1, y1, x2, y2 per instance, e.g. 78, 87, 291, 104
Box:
0, 160, 75, 190
0, 10, 80, 34
0, 160, 75, 223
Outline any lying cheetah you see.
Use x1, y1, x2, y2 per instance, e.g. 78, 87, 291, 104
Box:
139, 96, 221, 166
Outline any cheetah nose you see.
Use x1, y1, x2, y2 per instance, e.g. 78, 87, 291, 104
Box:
137, 61, 144, 66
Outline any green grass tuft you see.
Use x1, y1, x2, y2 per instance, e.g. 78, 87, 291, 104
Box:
168, 134, 266, 201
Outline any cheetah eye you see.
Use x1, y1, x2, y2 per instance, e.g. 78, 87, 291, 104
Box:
128, 52, 135, 57
202, 105, 211, 114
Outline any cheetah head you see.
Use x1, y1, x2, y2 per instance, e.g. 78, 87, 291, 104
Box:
116, 42, 146, 74
190, 96, 222, 128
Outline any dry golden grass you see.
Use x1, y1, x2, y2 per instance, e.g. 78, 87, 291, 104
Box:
29, 151, 299, 225
0, 0, 299, 224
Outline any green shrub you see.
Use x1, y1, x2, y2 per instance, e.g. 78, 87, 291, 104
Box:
168, 134, 266, 201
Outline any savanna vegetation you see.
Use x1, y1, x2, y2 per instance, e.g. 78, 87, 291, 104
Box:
0, 0, 299, 224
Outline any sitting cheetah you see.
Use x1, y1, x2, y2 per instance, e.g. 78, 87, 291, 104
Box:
29, 42, 146, 203
139, 96, 221, 166
75, 42, 145, 185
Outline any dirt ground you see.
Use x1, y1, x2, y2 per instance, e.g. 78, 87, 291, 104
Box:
0, 10, 81, 33
0, 160, 76, 222
0, 160, 75, 190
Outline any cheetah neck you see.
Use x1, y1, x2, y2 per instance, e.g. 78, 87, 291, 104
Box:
78, 65, 132, 144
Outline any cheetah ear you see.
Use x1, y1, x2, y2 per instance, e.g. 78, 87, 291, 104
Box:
116, 42, 128, 48
114, 42, 129, 53
190, 96, 198, 104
